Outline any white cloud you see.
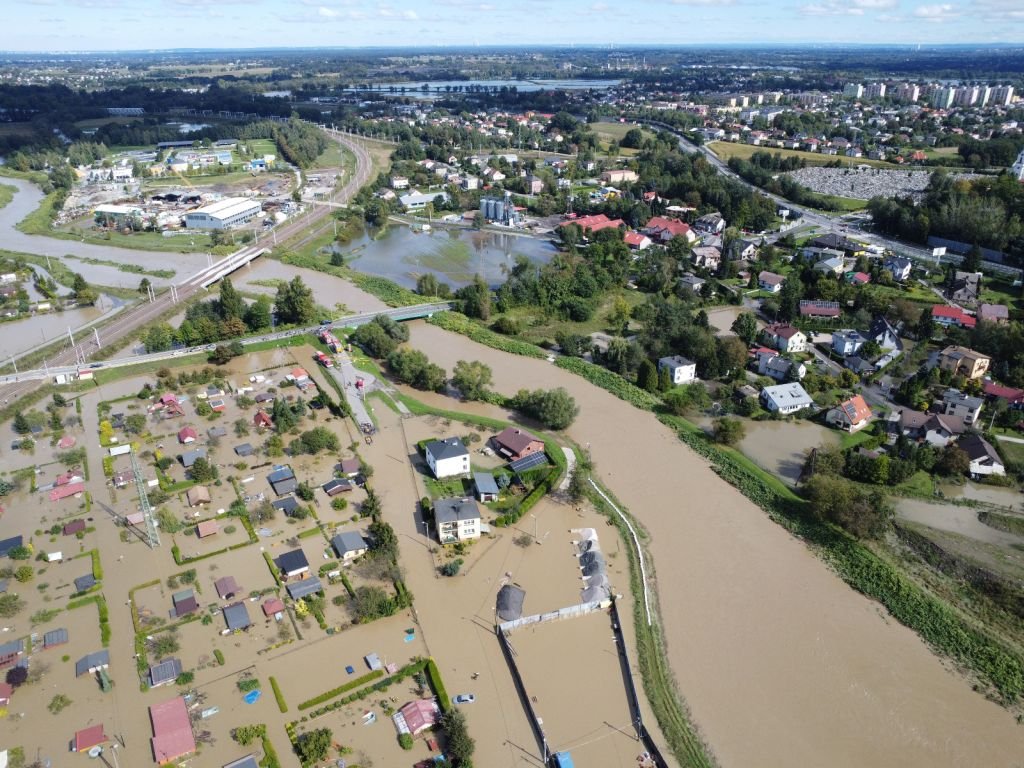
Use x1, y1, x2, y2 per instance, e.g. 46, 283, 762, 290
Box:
972, 0, 1024, 20
802, 2, 865, 15
318, 5, 339, 16
670, 0, 736, 6
402, 9, 418, 18
913, 3, 960, 20
851, 0, 897, 7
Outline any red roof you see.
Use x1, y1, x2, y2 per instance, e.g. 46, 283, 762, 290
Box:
50, 482, 86, 502
253, 411, 273, 428
291, 367, 309, 380
931, 305, 976, 328
837, 395, 872, 425
160, 393, 178, 405
177, 426, 198, 443
400, 698, 441, 735
559, 214, 623, 233
623, 231, 649, 247
57, 435, 77, 449
75, 724, 106, 752
493, 427, 543, 458
799, 300, 842, 318
150, 697, 195, 764
851, 272, 871, 284
645, 216, 691, 238
64, 519, 87, 535
0, 681, 11, 704
766, 322, 801, 340
263, 597, 286, 616
983, 381, 1024, 403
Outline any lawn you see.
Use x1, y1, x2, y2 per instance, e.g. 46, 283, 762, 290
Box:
501, 290, 647, 347
53, 221, 214, 254
0, 183, 13, 210
143, 169, 268, 188
995, 439, 1024, 465
707, 141, 902, 170
424, 475, 471, 500
313, 140, 354, 171
893, 470, 936, 498
593, 122, 656, 156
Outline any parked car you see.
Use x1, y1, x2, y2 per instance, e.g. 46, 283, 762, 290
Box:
453, 694, 475, 705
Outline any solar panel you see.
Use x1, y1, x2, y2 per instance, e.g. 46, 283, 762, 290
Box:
508, 452, 549, 473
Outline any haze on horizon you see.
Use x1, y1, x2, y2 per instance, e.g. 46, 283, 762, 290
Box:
5, 0, 1023, 54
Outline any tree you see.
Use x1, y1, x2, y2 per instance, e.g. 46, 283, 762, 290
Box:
7, 545, 31, 560
712, 417, 745, 446
440, 708, 476, 767
143, 324, 175, 353
234, 418, 250, 437
439, 558, 464, 577
244, 294, 273, 332
452, 360, 493, 401
296, 728, 333, 764
455, 274, 491, 320
350, 585, 396, 622
295, 481, 315, 501
150, 632, 180, 660
350, 322, 398, 358
13, 411, 31, 434
52, 393, 67, 408
803, 474, 893, 539
274, 276, 316, 325
607, 296, 632, 334
731, 312, 758, 345
637, 359, 658, 392
511, 387, 579, 429
0, 593, 24, 618
664, 383, 710, 415
292, 426, 339, 455
14, 566, 33, 583
416, 273, 440, 297
368, 517, 397, 556
716, 336, 749, 379
71, 273, 97, 305
48, 694, 72, 714
188, 457, 218, 483
125, 413, 148, 435
916, 306, 936, 340
387, 348, 446, 392
138, 277, 151, 295
271, 397, 299, 433
937, 444, 970, 476
961, 243, 983, 274
217, 277, 245, 321
6, 666, 28, 688
555, 331, 589, 357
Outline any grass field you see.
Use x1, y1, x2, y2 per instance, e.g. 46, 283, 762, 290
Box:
0, 183, 14, 211
143, 168, 267, 189
707, 141, 901, 170
313, 140, 353, 170
593, 122, 656, 156
245, 138, 278, 157
50, 218, 214, 254
73, 117, 145, 129
499, 289, 647, 346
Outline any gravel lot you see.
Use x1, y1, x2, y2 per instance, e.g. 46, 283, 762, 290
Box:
787, 167, 978, 201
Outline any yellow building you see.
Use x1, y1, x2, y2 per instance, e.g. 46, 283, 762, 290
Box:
938, 346, 991, 380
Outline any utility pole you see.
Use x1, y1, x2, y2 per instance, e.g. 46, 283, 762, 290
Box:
94, 328, 101, 350
10, 356, 17, 374
67, 326, 76, 348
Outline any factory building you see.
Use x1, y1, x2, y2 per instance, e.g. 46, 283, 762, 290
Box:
183, 197, 262, 230
479, 191, 521, 226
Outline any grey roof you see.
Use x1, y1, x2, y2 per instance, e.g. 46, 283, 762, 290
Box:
181, 447, 207, 467
277, 548, 309, 574
496, 584, 526, 622
473, 472, 500, 496
943, 388, 984, 411
207, 426, 227, 438
509, 452, 549, 473
0, 580, 7, 593
959, 434, 1003, 465
433, 497, 481, 525
223, 757, 261, 768
223, 602, 252, 631
267, 466, 295, 484
270, 477, 297, 496
322, 478, 352, 495
425, 437, 468, 462
149, 657, 183, 686
234, 443, 254, 457
332, 531, 368, 558
172, 589, 194, 605
658, 355, 695, 370
286, 576, 324, 600
0, 535, 23, 557
272, 496, 300, 515
74, 574, 97, 592
0, 638, 24, 657
75, 649, 110, 676
43, 628, 68, 647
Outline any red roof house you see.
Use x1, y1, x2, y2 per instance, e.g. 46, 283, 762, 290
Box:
63, 519, 87, 536
215, 576, 240, 600
57, 435, 77, 449
492, 427, 545, 461
253, 411, 273, 430
396, 698, 441, 735
149, 697, 196, 765
623, 231, 652, 250
74, 723, 107, 752
643, 216, 693, 243
559, 214, 624, 234
0, 681, 12, 706
799, 300, 842, 318
983, 381, 1024, 406
177, 426, 198, 444
262, 597, 286, 617
50, 482, 86, 502
931, 304, 976, 329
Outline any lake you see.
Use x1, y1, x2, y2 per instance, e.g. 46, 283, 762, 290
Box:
339, 225, 558, 289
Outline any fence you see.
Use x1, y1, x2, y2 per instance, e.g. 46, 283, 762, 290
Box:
498, 598, 611, 635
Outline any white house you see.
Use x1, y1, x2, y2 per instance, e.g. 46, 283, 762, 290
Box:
760, 383, 814, 414
942, 388, 984, 425
424, 437, 470, 479
826, 394, 873, 432
757, 350, 805, 382
758, 271, 785, 293
959, 434, 1005, 478
763, 323, 807, 354
433, 497, 481, 544
884, 256, 912, 282
658, 355, 697, 385
832, 329, 866, 357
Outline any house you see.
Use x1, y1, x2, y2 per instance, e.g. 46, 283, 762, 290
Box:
810, 233, 865, 258
180, 448, 207, 468
978, 303, 1009, 324
948, 271, 982, 305
0, 535, 23, 557
234, 443, 254, 457
814, 256, 845, 275
277, 549, 310, 578
63, 519, 86, 536
195, 519, 218, 538
393, 698, 442, 736
262, 597, 286, 619
187, 486, 211, 508
0, 638, 24, 669
172, 589, 198, 617
267, 466, 297, 496
177, 426, 198, 444
760, 383, 814, 414
932, 305, 976, 329
288, 367, 310, 385
938, 346, 991, 380
433, 497, 482, 544
942, 388, 984, 425
691, 245, 722, 270
399, 190, 450, 210
149, 658, 184, 688
695, 212, 726, 234
75, 649, 110, 677
215, 576, 241, 600
983, 381, 1024, 408
600, 169, 638, 184
832, 329, 867, 357
757, 350, 805, 381
868, 316, 902, 350
730, 239, 758, 261
272, 497, 300, 516
43, 628, 68, 649
223, 602, 252, 631
763, 323, 807, 354
112, 470, 133, 488
474, 472, 500, 502
149, 697, 196, 765
424, 437, 470, 479
73, 724, 107, 753
49, 482, 86, 502
332, 531, 368, 562
321, 478, 352, 496
799, 300, 842, 319
758, 271, 785, 293
560, 213, 624, 235
891, 410, 965, 447
959, 434, 1005, 478
623, 231, 652, 250
679, 274, 706, 294
658, 355, 697, 385
643, 216, 695, 244
0, 681, 11, 707
74, 574, 97, 592
492, 427, 545, 461
803, 246, 845, 264
826, 395, 873, 432
339, 458, 361, 477
846, 271, 871, 286
286, 576, 324, 601
884, 256, 912, 281
253, 411, 273, 430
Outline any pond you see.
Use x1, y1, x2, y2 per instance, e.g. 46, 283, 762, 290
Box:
0, 292, 126, 361
338, 225, 558, 289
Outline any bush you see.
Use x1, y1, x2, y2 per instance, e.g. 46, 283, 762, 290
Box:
398, 732, 414, 750
554, 356, 661, 410
439, 558, 463, 577
270, 676, 288, 713
429, 312, 547, 358
214, 649, 225, 665
297, 670, 385, 710
176, 671, 195, 686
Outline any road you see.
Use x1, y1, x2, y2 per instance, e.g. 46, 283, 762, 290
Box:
324, 348, 378, 428
0, 126, 376, 405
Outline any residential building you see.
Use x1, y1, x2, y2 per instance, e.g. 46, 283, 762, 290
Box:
938, 346, 991, 380
814, 256, 845, 275
826, 395, 873, 432
623, 231, 652, 250
187, 486, 211, 508
424, 437, 470, 479
799, 300, 842, 319
492, 427, 545, 461
890, 409, 965, 447
832, 329, 867, 357
978, 303, 1009, 325
643, 216, 695, 244
149, 658, 184, 688
868, 317, 902, 350
286, 577, 323, 601
180, 448, 207, 468
149, 697, 196, 766
267, 466, 297, 496
694, 212, 726, 234
959, 434, 1006, 478
433, 497, 482, 544
948, 271, 982, 305
215, 576, 241, 600
75, 649, 109, 677
600, 169, 638, 184
321, 478, 352, 497
393, 698, 442, 736
762, 323, 807, 354
331, 531, 368, 562
177, 426, 197, 444
195, 520, 218, 539
389, 175, 409, 189
758, 271, 785, 293
809, 233, 865, 259
222, 602, 252, 631
757, 350, 805, 382
276, 549, 310, 578
932, 305, 976, 329
183, 198, 262, 230
658, 355, 697, 385
691, 246, 722, 270
983, 381, 1024, 408
942, 388, 984, 425
679, 274, 706, 294
760, 383, 814, 414
474, 472, 500, 502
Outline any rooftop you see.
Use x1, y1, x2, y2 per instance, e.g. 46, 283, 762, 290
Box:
433, 497, 481, 525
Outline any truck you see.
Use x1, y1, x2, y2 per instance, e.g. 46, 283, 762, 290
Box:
315, 352, 334, 368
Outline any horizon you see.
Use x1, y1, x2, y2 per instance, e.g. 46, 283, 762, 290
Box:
5, 0, 1024, 53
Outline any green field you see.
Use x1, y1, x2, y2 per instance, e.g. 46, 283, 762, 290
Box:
707, 141, 901, 170
593, 122, 656, 156
143, 168, 267, 189
0, 183, 14, 210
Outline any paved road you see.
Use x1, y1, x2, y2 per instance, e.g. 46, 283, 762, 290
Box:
325, 349, 376, 428
0, 128, 376, 405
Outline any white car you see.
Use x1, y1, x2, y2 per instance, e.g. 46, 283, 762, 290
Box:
453, 694, 475, 705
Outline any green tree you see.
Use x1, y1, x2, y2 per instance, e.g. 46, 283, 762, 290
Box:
143, 324, 175, 353
455, 274, 491, 320
511, 387, 579, 429
71, 273, 97, 305
295, 481, 315, 501
0, 593, 24, 618
803, 474, 893, 539
48, 694, 72, 714
150, 632, 180, 660
712, 417, 745, 446
657, 365, 672, 392
663, 383, 710, 415
937, 444, 970, 476
350, 585, 396, 622
368, 517, 396, 557
350, 322, 398, 358
416, 273, 440, 297
440, 708, 476, 767
12, 411, 30, 434
138, 277, 151, 295
731, 312, 758, 345
961, 243, 983, 274
244, 294, 273, 332
637, 358, 658, 392
14, 566, 33, 583
217, 277, 245, 321
451, 360, 493, 401
188, 457, 218, 483
296, 728, 333, 763
274, 276, 316, 325
607, 296, 632, 334
271, 398, 298, 433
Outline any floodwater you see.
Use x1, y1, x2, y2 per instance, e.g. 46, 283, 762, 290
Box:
399, 319, 1024, 768
233, 258, 390, 313
0, 177, 210, 287
0, 293, 128, 360
938, 481, 1023, 510
737, 418, 840, 485
341, 225, 558, 289
897, 499, 1023, 548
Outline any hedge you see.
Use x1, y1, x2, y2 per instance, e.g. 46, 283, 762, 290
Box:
425, 658, 450, 712
214, 649, 225, 666
427, 311, 548, 359
555, 356, 661, 410
297, 669, 385, 710
302, 660, 430, 720
68, 594, 110, 647
262, 551, 283, 587
270, 676, 288, 713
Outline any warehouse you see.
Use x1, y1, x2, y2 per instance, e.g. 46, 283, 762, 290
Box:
183, 197, 262, 230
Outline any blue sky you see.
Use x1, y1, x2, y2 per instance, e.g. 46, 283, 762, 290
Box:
5, 0, 1023, 52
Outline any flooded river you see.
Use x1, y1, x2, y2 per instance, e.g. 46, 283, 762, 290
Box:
399, 319, 1024, 768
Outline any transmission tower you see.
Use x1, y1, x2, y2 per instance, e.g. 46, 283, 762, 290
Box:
130, 448, 160, 548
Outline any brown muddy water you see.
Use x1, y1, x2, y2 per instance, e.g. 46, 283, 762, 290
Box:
400, 319, 1024, 768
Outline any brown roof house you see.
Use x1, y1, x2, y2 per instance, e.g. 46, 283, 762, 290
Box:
826, 394, 873, 432
187, 486, 211, 508
491, 427, 544, 461
937, 346, 991, 380
195, 519, 218, 538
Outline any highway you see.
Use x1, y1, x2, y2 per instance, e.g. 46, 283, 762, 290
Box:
0, 126, 375, 404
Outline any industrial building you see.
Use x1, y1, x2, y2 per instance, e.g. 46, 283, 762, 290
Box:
479, 191, 521, 226
183, 197, 262, 230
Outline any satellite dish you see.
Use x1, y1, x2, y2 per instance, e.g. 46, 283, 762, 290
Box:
88, 746, 103, 758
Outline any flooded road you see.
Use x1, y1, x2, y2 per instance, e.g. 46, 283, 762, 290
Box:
897, 499, 1023, 548
400, 318, 1024, 768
